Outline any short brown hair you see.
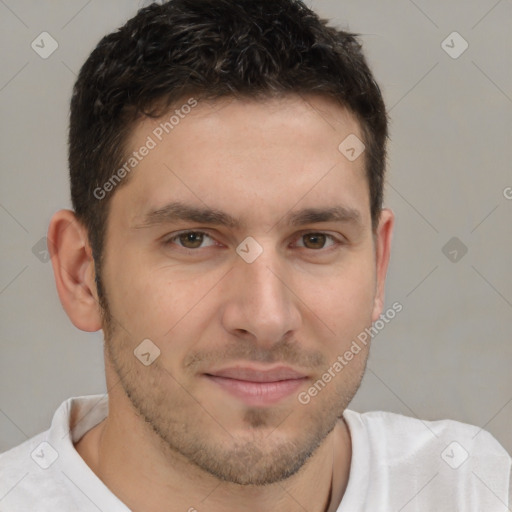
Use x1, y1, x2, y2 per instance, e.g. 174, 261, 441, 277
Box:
69, 0, 388, 303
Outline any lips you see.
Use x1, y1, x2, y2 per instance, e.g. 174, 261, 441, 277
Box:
206, 366, 306, 382
204, 365, 308, 406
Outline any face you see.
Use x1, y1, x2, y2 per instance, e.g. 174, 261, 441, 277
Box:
97, 95, 389, 485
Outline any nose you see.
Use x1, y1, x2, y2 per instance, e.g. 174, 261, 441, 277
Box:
220, 247, 301, 348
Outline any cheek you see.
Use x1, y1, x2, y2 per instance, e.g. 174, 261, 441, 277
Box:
300, 255, 376, 336
101, 251, 175, 340
105, 255, 224, 346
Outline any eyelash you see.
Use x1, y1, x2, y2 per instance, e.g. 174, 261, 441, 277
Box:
163, 230, 344, 252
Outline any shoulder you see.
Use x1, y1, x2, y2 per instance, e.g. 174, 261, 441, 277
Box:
0, 430, 69, 507
346, 408, 509, 458
343, 409, 511, 509
0, 394, 114, 511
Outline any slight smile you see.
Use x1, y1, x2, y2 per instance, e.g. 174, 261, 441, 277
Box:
204, 366, 309, 406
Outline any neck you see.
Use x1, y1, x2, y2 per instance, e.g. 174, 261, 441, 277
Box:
75, 388, 352, 512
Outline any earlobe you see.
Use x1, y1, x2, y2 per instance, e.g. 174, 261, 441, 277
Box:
47, 209, 103, 332
371, 208, 395, 323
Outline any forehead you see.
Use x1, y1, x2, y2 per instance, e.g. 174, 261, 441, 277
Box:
111, 94, 370, 229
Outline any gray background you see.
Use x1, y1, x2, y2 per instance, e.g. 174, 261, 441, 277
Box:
1, 0, 511, 455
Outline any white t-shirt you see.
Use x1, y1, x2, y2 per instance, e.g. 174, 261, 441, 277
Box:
0, 395, 510, 511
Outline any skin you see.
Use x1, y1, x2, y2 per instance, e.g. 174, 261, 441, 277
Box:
48, 94, 394, 512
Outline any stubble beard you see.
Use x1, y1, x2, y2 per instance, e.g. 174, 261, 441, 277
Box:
98, 285, 363, 486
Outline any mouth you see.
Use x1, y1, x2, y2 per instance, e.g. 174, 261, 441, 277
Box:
203, 365, 308, 406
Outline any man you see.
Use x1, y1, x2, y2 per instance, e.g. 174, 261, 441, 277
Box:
0, 0, 510, 510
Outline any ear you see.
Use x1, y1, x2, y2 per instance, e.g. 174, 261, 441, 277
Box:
47, 209, 103, 332
371, 208, 395, 322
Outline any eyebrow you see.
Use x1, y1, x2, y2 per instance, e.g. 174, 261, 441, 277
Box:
133, 201, 362, 230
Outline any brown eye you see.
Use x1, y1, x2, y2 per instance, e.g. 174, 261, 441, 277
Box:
302, 233, 327, 249
178, 232, 205, 249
